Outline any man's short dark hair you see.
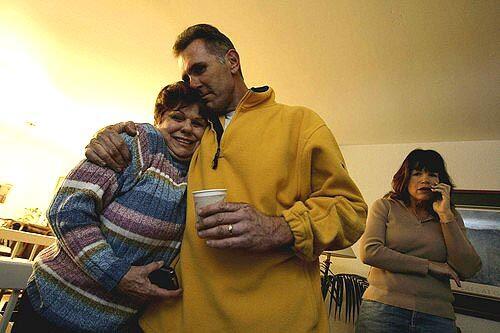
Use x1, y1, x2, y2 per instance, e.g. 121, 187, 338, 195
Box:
173, 24, 235, 58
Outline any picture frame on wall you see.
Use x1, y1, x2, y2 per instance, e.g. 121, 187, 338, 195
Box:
0, 183, 13, 204
451, 189, 500, 321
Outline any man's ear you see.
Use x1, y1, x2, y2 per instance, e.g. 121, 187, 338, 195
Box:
225, 49, 240, 74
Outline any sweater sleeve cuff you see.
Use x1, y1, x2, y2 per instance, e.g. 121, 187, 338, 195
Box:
100, 259, 131, 292
439, 216, 456, 224
419, 259, 430, 276
282, 202, 314, 261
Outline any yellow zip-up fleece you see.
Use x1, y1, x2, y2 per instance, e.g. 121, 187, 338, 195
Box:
140, 87, 367, 332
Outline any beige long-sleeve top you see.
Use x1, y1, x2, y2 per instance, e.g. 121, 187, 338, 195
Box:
360, 198, 481, 319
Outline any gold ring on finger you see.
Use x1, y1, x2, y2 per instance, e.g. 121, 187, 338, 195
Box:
228, 224, 233, 235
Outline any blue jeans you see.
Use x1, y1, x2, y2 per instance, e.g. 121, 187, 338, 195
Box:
355, 300, 457, 333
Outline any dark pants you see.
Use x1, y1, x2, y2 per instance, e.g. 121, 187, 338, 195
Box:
11, 293, 71, 333
11, 293, 143, 333
355, 300, 457, 333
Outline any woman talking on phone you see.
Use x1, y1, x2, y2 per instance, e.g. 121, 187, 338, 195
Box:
356, 149, 481, 333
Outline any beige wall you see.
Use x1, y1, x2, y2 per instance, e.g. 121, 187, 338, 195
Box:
342, 140, 500, 205
328, 139, 500, 332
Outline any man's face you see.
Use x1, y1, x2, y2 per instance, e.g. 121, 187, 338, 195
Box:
179, 39, 235, 114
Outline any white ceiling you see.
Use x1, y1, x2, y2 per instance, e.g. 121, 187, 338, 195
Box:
2, 0, 499, 145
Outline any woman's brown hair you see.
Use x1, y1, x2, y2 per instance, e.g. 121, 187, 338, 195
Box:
153, 81, 207, 126
386, 149, 454, 206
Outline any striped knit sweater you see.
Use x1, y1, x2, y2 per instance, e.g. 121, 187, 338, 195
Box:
27, 123, 189, 332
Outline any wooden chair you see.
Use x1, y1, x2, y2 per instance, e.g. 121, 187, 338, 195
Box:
0, 227, 56, 332
0, 227, 55, 260
0, 244, 10, 257
0, 258, 33, 333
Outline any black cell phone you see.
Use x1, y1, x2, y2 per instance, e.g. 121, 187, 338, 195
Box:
432, 190, 442, 201
148, 266, 179, 290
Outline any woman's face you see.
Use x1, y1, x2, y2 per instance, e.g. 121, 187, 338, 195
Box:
407, 169, 440, 203
157, 104, 207, 160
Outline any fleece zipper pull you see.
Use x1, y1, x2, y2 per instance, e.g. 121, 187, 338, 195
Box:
212, 147, 221, 169
209, 114, 224, 170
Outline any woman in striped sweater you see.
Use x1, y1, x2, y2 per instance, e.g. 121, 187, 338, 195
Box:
13, 82, 208, 332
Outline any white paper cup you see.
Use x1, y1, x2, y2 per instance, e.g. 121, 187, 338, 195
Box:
192, 189, 227, 222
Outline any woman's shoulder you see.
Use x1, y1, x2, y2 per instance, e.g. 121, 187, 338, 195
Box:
371, 197, 405, 215
118, 123, 155, 142
135, 123, 161, 139
124, 123, 165, 154
372, 197, 395, 208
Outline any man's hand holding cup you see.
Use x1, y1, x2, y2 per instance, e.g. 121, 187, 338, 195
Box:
194, 190, 293, 251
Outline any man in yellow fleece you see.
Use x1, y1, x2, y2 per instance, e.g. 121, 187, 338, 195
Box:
86, 24, 367, 332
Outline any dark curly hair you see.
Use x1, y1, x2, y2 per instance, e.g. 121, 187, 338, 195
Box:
153, 81, 207, 126
386, 149, 454, 206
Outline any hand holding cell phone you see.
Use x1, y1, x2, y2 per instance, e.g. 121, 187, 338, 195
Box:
431, 183, 454, 221
148, 266, 179, 290
118, 261, 182, 301
432, 190, 442, 202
